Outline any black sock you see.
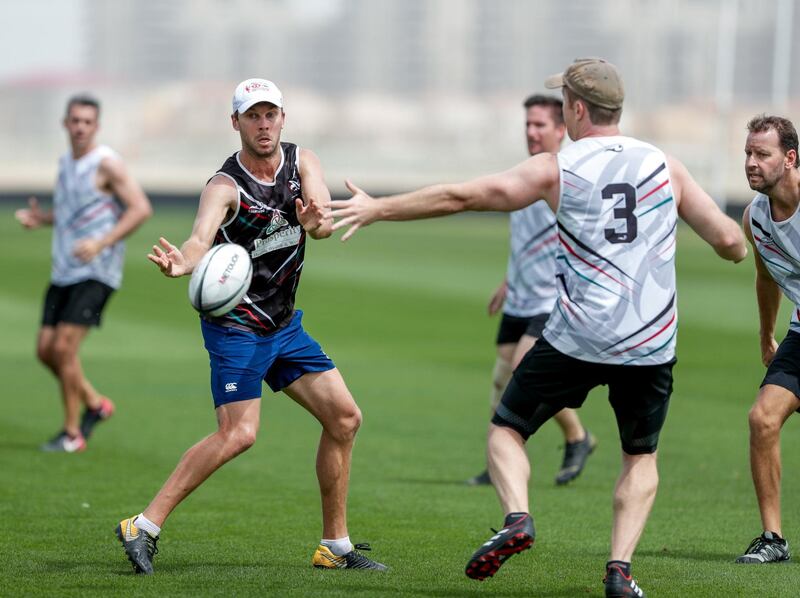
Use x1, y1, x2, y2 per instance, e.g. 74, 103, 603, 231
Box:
503, 512, 529, 526
606, 560, 631, 576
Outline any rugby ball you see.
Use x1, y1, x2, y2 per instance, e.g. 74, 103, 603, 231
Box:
188, 243, 253, 317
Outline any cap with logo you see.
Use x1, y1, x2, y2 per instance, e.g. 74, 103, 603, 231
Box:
232, 78, 283, 114
544, 58, 624, 110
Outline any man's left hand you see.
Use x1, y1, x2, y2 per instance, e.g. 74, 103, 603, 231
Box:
73, 238, 107, 262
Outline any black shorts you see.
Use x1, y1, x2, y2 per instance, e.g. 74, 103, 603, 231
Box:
492, 338, 676, 455
41, 280, 115, 328
496, 313, 550, 345
762, 330, 800, 401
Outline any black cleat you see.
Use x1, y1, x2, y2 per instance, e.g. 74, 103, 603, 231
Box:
80, 397, 115, 439
556, 428, 596, 485
604, 562, 645, 597
41, 430, 86, 453
735, 531, 791, 564
465, 470, 492, 486
465, 513, 534, 580
115, 517, 159, 574
312, 543, 388, 570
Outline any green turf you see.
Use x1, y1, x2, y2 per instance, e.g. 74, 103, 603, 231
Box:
1, 205, 799, 596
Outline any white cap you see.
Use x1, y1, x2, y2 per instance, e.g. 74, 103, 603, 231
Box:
232, 78, 283, 114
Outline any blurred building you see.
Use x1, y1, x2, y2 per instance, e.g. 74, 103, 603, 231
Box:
1, 0, 799, 200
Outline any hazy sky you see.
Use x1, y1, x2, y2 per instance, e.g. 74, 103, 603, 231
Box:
0, 0, 84, 80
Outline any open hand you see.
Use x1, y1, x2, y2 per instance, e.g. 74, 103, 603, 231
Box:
295, 197, 330, 234
147, 237, 189, 277
330, 180, 378, 242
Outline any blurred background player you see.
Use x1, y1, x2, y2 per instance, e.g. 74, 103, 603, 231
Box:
331, 58, 747, 597
737, 115, 800, 565
466, 94, 596, 487
14, 94, 152, 452
114, 79, 386, 575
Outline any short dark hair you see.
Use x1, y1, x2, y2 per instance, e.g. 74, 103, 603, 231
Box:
523, 94, 564, 126
563, 87, 621, 126
65, 93, 101, 118
747, 114, 799, 168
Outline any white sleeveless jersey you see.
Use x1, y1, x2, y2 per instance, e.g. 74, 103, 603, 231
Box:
51, 145, 125, 289
542, 136, 678, 365
748, 193, 800, 333
503, 202, 558, 317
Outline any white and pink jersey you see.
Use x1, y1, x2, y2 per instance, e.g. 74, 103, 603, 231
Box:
748, 193, 800, 333
51, 145, 125, 289
542, 136, 678, 365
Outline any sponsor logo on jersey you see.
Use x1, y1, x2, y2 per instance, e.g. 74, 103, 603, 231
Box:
247, 198, 271, 214
264, 211, 289, 236
252, 226, 302, 258
288, 177, 302, 200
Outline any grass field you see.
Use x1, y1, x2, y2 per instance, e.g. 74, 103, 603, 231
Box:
2, 205, 800, 597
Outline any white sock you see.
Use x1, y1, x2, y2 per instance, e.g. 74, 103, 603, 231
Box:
321, 536, 353, 556
134, 513, 161, 537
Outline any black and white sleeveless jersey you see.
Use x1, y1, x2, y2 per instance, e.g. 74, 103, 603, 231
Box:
204, 142, 306, 335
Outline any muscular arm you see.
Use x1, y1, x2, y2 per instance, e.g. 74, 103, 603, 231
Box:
743, 205, 783, 365
147, 175, 237, 277
670, 155, 747, 262
297, 148, 333, 239
331, 153, 560, 241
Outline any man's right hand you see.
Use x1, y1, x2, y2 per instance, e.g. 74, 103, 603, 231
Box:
15, 196, 47, 229
147, 237, 189, 277
760, 336, 779, 367
488, 280, 507, 316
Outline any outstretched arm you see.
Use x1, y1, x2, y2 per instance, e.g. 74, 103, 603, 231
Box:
331, 153, 560, 241
743, 206, 782, 366
147, 175, 237, 278
73, 157, 153, 262
296, 148, 333, 239
670, 156, 747, 262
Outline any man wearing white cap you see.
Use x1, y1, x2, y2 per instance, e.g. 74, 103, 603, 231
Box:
331, 58, 746, 596
115, 79, 386, 574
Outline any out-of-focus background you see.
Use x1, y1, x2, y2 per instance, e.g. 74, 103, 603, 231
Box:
1, 0, 798, 203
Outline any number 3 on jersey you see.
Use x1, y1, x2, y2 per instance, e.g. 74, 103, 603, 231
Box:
602, 183, 637, 244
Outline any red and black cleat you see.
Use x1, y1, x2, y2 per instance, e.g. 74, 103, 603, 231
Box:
465, 513, 535, 581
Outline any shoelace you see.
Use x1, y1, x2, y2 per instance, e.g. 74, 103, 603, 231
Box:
144, 534, 159, 558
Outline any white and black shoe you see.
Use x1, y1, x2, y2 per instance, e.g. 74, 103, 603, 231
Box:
735, 531, 790, 564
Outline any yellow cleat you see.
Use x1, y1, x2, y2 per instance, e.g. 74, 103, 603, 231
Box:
312, 543, 388, 570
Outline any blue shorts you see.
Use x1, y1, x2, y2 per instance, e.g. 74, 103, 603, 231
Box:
201, 309, 335, 407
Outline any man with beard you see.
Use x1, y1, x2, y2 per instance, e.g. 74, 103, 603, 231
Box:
737, 115, 800, 564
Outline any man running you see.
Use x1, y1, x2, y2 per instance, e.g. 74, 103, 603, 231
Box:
15, 94, 152, 452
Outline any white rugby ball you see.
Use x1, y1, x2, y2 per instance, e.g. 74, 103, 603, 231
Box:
188, 243, 253, 317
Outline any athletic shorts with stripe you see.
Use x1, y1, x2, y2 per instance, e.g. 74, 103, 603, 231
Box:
762, 329, 800, 403
492, 337, 675, 455
201, 309, 334, 407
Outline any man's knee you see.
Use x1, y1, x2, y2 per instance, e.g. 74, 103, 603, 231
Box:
749, 401, 782, 437
36, 342, 56, 368
327, 405, 362, 443
221, 421, 259, 454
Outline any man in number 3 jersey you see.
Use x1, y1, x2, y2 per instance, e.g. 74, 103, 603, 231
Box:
331, 58, 746, 597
